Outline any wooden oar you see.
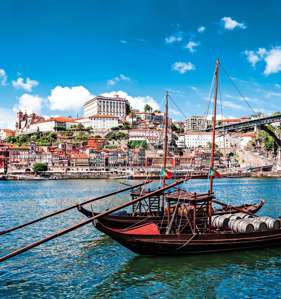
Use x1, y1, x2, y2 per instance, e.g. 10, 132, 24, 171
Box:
0, 181, 151, 236
0, 178, 188, 263
213, 199, 258, 216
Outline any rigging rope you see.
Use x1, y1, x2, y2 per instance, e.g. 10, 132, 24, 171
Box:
220, 63, 256, 115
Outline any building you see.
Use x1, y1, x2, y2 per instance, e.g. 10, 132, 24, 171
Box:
16, 112, 45, 133
185, 116, 211, 132
0, 129, 16, 141
129, 128, 163, 144
222, 117, 250, 125
77, 115, 119, 131
83, 95, 128, 119
181, 132, 212, 149
20, 117, 78, 134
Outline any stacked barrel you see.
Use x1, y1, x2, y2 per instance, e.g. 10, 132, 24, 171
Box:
211, 213, 280, 233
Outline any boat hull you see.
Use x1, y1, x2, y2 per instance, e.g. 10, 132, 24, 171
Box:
95, 221, 281, 255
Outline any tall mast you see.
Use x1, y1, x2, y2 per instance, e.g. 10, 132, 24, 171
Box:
209, 59, 220, 193
163, 91, 169, 187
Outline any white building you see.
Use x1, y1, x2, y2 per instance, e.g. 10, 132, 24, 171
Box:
179, 132, 212, 149
77, 115, 119, 130
129, 129, 163, 144
21, 117, 78, 134
83, 95, 128, 119
185, 116, 211, 132
177, 132, 255, 150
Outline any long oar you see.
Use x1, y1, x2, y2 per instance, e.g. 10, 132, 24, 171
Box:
0, 178, 187, 263
213, 199, 259, 216
0, 181, 151, 236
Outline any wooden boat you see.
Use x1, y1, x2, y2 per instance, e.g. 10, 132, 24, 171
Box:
77, 199, 264, 229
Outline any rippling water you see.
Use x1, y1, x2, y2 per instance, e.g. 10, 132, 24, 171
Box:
1, 178, 281, 298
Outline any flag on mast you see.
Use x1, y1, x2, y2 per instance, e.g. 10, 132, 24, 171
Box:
160, 168, 173, 179
209, 168, 222, 178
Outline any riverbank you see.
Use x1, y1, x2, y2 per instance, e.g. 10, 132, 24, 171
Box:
0, 170, 252, 181
0, 170, 267, 180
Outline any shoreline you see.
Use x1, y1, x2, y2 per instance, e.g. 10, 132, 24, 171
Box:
2, 171, 281, 181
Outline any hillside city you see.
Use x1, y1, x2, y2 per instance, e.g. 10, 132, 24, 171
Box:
0, 94, 280, 180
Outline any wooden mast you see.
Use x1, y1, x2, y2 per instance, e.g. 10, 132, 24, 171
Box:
163, 91, 169, 187
161, 91, 169, 213
208, 59, 220, 229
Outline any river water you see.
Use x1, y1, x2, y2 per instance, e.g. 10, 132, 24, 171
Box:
1, 178, 281, 298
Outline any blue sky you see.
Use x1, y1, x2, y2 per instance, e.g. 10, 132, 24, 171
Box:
1, 0, 281, 128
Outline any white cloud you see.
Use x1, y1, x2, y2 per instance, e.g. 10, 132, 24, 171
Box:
0, 107, 15, 129
244, 50, 260, 67
120, 40, 127, 44
0, 68, 7, 86
14, 94, 43, 114
186, 41, 199, 53
172, 62, 195, 74
48, 86, 93, 111
244, 46, 281, 75
221, 17, 246, 30
264, 48, 281, 75
101, 90, 160, 111
197, 26, 205, 33
107, 74, 130, 86
165, 34, 182, 44
12, 77, 39, 92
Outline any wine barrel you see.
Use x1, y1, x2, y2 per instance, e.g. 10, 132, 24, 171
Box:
234, 213, 253, 219
250, 219, 267, 231
228, 219, 254, 233
212, 214, 232, 228
258, 216, 280, 230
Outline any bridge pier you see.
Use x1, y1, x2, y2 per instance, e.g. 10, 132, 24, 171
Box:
260, 124, 281, 170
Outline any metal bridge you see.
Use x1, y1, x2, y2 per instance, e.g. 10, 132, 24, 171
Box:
205, 114, 281, 132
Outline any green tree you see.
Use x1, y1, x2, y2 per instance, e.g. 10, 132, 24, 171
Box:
144, 104, 152, 113
126, 102, 131, 115
33, 162, 48, 173
128, 140, 148, 150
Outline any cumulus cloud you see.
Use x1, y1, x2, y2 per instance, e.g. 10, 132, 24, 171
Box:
197, 26, 205, 33
165, 34, 183, 44
48, 86, 93, 111
0, 107, 15, 129
14, 94, 43, 114
0, 68, 8, 86
101, 90, 160, 111
186, 41, 200, 53
264, 48, 281, 75
244, 47, 281, 75
12, 77, 39, 92
172, 62, 195, 74
244, 50, 261, 67
107, 74, 130, 86
221, 17, 246, 30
